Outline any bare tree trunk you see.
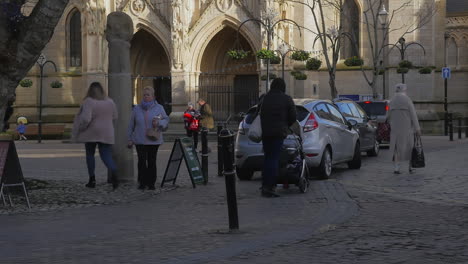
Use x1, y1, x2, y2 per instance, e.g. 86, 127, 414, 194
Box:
0, 0, 70, 131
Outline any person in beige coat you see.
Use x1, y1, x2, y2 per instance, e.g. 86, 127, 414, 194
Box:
72, 82, 119, 189
387, 83, 421, 174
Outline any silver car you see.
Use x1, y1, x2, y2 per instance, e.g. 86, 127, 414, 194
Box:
235, 99, 361, 180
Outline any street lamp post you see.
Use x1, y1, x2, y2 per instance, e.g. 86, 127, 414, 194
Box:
444, 32, 450, 136
277, 43, 293, 80
378, 4, 388, 99
36, 53, 57, 143
386, 37, 426, 84
236, 7, 301, 93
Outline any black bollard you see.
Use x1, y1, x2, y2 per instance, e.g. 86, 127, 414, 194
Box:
445, 112, 448, 136
449, 113, 453, 141
201, 127, 209, 184
219, 127, 239, 231
217, 125, 224, 176
466, 118, 468, 138
458, 118, 462, 139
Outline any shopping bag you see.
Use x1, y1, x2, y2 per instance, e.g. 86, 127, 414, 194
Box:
411, 134, 425, 168
248, 114, 262, 143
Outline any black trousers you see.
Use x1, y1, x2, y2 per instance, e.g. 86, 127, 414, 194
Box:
135, 145, 160, 187
186, 129, 199, 149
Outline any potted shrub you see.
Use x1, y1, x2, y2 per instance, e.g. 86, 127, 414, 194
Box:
419, 67, 432, 74
256, 49, 276, 60
378, 69, 385, 75
398, 60, 413, 69
270, 55, 281, 64
260, 73, 277, 80
19, 79, 33, 87
291, 50, 310, 61
227, 49, 250, 60
50, 80, 63, 88
397, 67, 409, 74
305, 58, 322, 70
344, 56, 364, 66
291, 70, 307, 80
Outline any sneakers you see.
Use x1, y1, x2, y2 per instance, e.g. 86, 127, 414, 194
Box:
261, 187, 280, 198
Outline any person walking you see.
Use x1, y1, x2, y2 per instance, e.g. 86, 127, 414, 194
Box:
387, 83, 421, 174
16, 121, 27, 140
127, 87, 169, 190
183, 102, 200, 151
72, 82, 119, 189
260, 78, 296, 197
197, 98, 214, 131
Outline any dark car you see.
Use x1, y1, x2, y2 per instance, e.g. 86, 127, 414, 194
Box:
356, 100, 390, 145
334, 99, 379, 156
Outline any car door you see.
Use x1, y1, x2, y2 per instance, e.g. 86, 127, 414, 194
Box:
351, 103, 376, 149
312, 103, 338, 158
326, 103, 355, 161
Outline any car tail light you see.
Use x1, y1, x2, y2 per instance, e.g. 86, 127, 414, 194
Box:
385, 105, 389, 111
304, 113, 319, 132
364, 101, 371, 104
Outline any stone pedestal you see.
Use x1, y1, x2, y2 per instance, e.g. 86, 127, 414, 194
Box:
169, 70, 189, 122
106, 12, 134, 182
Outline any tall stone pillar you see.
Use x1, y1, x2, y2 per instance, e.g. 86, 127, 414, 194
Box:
170, 70, 189, 122
105, 12, 134, 182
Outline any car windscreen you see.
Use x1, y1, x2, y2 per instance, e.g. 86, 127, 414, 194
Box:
357, 102, 387, 116
244, 105, 309, 124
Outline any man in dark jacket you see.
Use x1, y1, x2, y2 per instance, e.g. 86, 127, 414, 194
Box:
260, 78, 296, 197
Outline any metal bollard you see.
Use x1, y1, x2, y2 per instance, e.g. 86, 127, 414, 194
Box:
219, 127, 239, 231
445, 112, 448, 136
217, 125, 224, 176
201, 127, 209, 184
449, 113, 453, 141
466, 118, 468, 138
458, 118, 462, 139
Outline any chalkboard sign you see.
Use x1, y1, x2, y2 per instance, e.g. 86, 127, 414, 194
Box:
0, 140, 30, 209
161, 138, 204, 188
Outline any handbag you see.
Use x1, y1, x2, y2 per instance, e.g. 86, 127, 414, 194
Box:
411, 134, 425, 168
189, 119, 199, 131
247, 104, 263, 143
144, 110, 160, 141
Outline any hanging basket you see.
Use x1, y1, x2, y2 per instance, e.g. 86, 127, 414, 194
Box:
227, 49, 250, 60
418, 67, 432, 74
50, 81, 63, 88
19, 79, 33, 87
305, 58, 322, 70
256, 49, 276, 60
291, 50, 310, 61
397, 67, 409, 74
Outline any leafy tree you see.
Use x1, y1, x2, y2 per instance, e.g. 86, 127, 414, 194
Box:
0, 0, 70, 131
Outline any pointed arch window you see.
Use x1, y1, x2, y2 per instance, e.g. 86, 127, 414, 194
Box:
69, 10, 82, 67
340, 0, 360, 59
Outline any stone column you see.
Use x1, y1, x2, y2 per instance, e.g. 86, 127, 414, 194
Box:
170, 70, 189, 122
105, 12, 134, 182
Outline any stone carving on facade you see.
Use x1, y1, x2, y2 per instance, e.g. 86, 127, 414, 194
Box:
216, 0, 233, 12
132, 0, 146, 13
116, 0, 128, 11
171, 0, 193, 70
447, 16, 468, 29
85, 0, 106, 35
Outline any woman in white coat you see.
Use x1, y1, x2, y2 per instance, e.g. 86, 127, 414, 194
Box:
387, 83, 421, 174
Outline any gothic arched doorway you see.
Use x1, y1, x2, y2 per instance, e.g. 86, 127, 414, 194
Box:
198, 25, 258, 121
130, 29, 171, 114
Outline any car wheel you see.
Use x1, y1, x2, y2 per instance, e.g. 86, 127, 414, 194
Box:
367, 139, 380, 157
236, 167, 254, 181
318, 147, 332, 180
348, 142, 362, 169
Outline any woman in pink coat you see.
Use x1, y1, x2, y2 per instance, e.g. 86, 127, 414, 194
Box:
72, 82, 119, 189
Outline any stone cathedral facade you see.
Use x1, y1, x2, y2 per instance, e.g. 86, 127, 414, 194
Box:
11, 0, 468, 132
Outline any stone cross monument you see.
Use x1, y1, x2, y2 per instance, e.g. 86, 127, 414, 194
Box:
106, 12, 134, 182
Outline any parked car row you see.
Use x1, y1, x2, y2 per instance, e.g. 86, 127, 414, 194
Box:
234, 98, 382, 180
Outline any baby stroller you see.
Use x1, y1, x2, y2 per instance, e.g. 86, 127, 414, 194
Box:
277, 121, 310, 193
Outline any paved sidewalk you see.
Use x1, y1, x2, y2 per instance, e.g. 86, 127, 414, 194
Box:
0, 136, 465, 263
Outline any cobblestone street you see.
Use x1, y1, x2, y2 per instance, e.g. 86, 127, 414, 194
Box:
1, 136, 467, 263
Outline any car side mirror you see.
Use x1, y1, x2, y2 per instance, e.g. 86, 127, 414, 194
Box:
347, 119, 358, 129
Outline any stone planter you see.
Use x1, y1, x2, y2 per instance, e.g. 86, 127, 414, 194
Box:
0, 133, 13, 140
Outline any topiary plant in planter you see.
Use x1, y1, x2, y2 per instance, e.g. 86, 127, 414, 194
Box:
19, 79, 33, 87
397, 67, 409, 74
270, 55, 281, 64
344, 56, 364, 66
260, 73, 277, 80
418, 67, 432, 74
398, 60, 413, 69
227, 49, 250, 60
291, 70, 307, 80
256, 49, 276, 60
50, 80, 63, 88
291, 50, 310, 61
305, 58, 322, 70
